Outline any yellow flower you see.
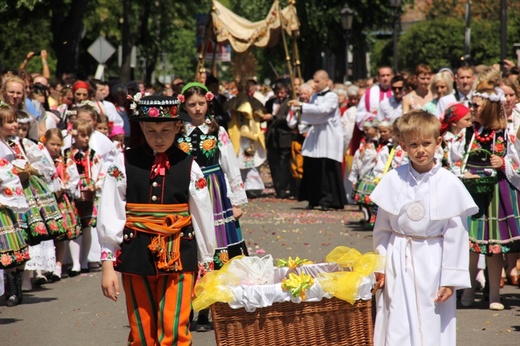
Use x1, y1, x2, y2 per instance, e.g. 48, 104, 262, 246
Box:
281, 272, 314, 300
276, 256, 313, 269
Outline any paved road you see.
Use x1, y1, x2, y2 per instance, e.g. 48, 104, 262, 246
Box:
1, 198, 519, 345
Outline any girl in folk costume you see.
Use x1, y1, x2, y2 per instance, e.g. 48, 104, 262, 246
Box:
0, 108, 65, 247
373, 119, 409, 183
15, 111, 60, 289
348, 114, 382, 225
224, 86, 267, 198
64, 119, 105, 276
109, 125, 125, 153
439, 104, 472, 173
42, 128, 81, 281
0, 104, 31, 306
178, 82, 248, 332
97, 95, 215, 345
455, 88, 520, 310
371, 110, 478, 346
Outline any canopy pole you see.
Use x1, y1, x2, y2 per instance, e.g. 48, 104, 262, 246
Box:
279, 2, 296, 100
195, 8, 214, 81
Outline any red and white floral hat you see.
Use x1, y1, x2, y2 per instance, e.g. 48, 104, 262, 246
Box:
129, 94, 191, 122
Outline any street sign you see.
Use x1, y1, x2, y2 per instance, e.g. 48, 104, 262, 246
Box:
88, 36, 116, 64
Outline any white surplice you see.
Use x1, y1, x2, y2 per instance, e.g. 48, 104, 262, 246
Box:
370, 162, 478, 346
300, 89, 344, 163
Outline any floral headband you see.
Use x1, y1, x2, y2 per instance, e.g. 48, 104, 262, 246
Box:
178, 82, 214, 103
472, 87, 506, 104
77, 100, 98, 109
17, 117, 31, 124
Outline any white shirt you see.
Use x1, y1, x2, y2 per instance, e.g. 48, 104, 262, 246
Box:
377, 96, 402, 123
300, 89, 344, 162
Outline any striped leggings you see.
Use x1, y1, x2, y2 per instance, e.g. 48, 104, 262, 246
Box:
122, 272, 194, 346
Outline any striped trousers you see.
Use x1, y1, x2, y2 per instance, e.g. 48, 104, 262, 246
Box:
122, 272, 194, 346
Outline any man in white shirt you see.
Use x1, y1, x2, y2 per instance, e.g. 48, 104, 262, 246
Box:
356, 66, 394, 121
377, 75, 405, 123
435, 66, 475, 119
91, 79, 124, 128
288, 70, 346, 210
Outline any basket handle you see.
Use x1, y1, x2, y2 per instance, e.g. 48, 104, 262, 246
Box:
460, 148, 494, 174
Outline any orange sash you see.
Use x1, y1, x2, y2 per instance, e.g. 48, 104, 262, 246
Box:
125, 203, 192, 271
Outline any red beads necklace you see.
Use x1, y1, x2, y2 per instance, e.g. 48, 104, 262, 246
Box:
474, 129, 495, 143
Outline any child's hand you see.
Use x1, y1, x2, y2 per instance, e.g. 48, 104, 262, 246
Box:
232, 206, 243, 220
101, 261, 120, 302
490, 155, 504, 169
434, 286, 454, 303
463, 172, 480, 179
374, 272, 385, 290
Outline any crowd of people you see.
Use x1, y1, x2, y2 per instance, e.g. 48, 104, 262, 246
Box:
1, 48, 520, 344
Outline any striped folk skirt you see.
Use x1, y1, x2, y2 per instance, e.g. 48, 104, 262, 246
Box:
17, 175, 66, 246
468, 172, 520, 254
0, 207, 30, 269
55, 192, 82, 241
202, 164, 248, 269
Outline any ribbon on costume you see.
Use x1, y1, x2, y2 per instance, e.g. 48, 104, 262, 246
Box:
150, 152, 170, 179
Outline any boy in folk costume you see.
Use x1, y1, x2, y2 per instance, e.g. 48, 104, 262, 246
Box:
97, 95, 215, 345
370, 110, 478, 345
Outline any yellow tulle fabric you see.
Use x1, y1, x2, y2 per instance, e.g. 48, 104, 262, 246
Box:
192, 256, 244, 311
318, 246, 385, 304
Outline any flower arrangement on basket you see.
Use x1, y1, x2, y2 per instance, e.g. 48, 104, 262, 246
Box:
459, 148, 498, 195
195, 247, 384, 346
192, 246, 384, 312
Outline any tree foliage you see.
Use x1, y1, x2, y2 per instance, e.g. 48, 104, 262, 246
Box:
370, 1, 520, 73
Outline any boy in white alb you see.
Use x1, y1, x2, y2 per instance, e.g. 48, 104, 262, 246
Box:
370, 110, 478, 346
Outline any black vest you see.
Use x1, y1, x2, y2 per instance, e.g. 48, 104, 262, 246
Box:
115, 143, 199, 275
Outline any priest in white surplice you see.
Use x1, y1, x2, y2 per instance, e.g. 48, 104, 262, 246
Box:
288, 70, 346, 210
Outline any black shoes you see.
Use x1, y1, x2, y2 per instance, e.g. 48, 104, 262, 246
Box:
5, 270, 23, 307
68, 270, 80, 277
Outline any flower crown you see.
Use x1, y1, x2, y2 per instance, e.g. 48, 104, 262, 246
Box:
472, 88, 506, 104
78, 100, 98, 109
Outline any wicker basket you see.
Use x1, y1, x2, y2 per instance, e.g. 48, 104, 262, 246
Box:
210, 297, 373, 346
